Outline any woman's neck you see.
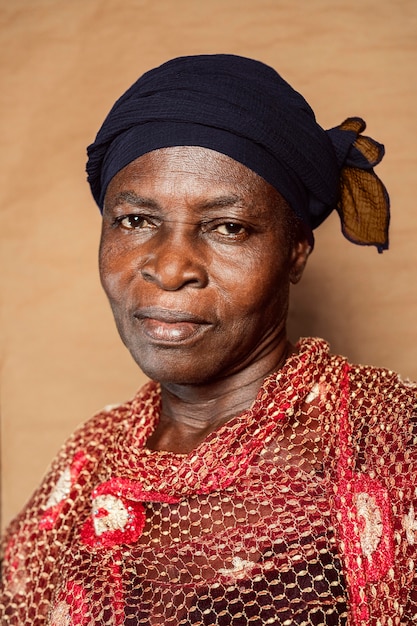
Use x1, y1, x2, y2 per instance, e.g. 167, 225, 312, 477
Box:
145, 339, 294, 454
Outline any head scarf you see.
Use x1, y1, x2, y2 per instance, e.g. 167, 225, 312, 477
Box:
87, 54, 390, 251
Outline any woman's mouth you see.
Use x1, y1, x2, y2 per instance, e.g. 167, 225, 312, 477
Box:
133, 307, 211, 343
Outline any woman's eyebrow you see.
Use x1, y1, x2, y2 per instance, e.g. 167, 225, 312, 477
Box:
198, 194, 243, 210
110, 191, 160, 209
108, 192, 245, 212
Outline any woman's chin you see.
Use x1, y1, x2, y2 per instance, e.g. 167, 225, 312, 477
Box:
130, 350, 217, 386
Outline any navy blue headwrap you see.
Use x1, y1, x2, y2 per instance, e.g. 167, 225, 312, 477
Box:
87, 54, 390, 251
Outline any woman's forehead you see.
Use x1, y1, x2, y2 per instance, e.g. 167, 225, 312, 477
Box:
112, 146, 264, 182
104, 146, 288, 215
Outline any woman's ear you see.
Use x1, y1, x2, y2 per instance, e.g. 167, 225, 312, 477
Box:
289, 230, 312, 285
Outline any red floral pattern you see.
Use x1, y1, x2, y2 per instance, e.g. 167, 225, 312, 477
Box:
81, 476, 179, 549
40, 451, 88, 530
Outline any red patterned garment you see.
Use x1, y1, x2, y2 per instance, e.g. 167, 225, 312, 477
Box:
1, 338, 416, 625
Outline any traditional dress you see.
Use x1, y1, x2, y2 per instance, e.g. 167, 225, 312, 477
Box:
1, 338, 416, 624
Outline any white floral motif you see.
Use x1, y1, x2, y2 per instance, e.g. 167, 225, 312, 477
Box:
49, 600, 71, 625
403, 504, 417, 545
92, 494, 129, 536
219, 556, 255, 580
103, 403, 120, 412
46, 467, 72, 509
305, 383, 320, 404
397, 374, 417, 388
356, 492, 383, 558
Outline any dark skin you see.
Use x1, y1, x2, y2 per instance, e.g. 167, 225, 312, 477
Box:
100, 146, 311, 453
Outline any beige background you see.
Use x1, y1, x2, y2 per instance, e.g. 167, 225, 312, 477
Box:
1, 0, 416, 529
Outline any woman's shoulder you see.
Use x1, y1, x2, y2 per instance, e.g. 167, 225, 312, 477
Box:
330, 355, 417, 478
63, 379, 159, 456
2, 381, 159, 541
345, 359, 417, 420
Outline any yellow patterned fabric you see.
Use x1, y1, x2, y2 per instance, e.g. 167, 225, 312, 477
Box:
1, 338, 416, 624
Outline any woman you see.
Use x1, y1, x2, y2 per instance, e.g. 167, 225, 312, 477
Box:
1, 54, 416, 625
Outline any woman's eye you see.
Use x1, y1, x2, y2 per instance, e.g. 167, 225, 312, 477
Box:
118, 215, 153, 230
215, 223, 246, 236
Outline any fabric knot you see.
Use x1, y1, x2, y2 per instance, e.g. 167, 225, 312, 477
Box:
326, 117, 390, 252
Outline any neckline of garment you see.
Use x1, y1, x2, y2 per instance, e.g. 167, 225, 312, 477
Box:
126, 337, 329, 459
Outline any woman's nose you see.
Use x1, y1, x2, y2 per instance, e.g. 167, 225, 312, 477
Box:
139, 228, 208, 291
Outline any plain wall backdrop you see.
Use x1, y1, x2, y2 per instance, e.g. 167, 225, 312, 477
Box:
1, 0, 416, 528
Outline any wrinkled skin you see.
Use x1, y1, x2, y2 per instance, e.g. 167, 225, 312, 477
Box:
100, 146, 310, 451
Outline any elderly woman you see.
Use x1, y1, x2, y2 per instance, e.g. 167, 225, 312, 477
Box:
1, 55, 416, 625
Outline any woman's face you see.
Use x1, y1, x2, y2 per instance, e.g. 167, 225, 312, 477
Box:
100, 146, 310, 385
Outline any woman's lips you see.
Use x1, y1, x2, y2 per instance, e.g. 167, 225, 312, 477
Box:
140, 318, 203, 341
133, 307, 211, 343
